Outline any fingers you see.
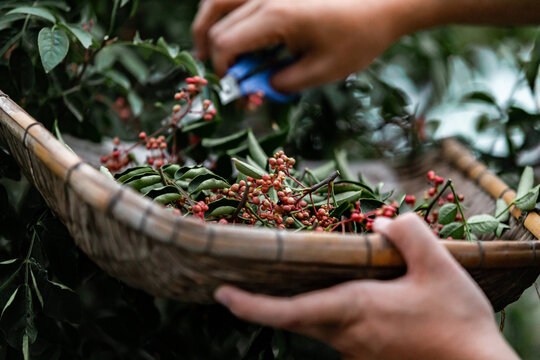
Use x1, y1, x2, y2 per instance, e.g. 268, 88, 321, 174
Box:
214, 283, 366, 332
192, 0, 248, 60
373, 213, 458, 276
208, 2, 285, 76
271, 54, 333, 93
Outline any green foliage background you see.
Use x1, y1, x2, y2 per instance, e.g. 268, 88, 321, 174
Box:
0, 0, 539, 359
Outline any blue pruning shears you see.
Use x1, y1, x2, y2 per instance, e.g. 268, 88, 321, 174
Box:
218, 48, 298, 104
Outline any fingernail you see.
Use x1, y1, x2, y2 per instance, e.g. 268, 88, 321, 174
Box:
373, 217, 392, 231
214, 287, 231, 306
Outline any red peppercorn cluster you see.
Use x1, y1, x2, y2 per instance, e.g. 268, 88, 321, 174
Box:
100, 137, 133, 171
173, 76, 216, 123
102, 76, 215, 173
189, 201, 209, 220
269, 151, 295, 171
139, 132, 168, 168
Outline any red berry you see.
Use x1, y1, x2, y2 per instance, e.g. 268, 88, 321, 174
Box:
100, 156, 108, 163
405, 195, 416, 205
192, 205, 202, 213
434, 176, 444, 185
138, 131, 147, 139
428, 188, 437, 197
458, 194, 465, 202
446, 193, 454, 202
383, 209, 394, 217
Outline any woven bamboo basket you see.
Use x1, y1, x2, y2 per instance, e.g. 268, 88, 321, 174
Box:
1, 90, 539, 312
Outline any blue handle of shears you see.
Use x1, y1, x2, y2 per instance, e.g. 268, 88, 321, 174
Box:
238, 69, 297, 103
227, 56, 298, 103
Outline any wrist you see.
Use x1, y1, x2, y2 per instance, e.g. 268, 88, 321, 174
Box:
383, 0, 451, 38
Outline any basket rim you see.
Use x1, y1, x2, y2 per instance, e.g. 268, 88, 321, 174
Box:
1, 90, 539, 269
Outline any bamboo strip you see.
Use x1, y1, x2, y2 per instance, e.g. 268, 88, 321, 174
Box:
441, 139, 540, 240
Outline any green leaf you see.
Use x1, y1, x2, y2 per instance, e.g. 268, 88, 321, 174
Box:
438, 203, 457, 225
176, 51, 199, 76
232, 158, 265, 179
161, 164, 180, 178
334, 148, 355, 181
38, 27, 69, 73
7, 7, 56, 23
468, 214, 499, 234
100, 166, 115, 181
125, 175, 162, 191
495, 198, 510, 223
208, 206, 236, 217
495, 223, 510, 238
64, 24, 92, 48
0, 284, 37, 351
247, 130, 268, 169
127, 91, 143, 116
439, 222, 465, 239
309, 161, 336, 182
115, 166, 154, 182
117, 46, 149, 83
31, 264, 81, 324
105, 69, 131, 89
517, 166, 534, 199
359, 199, 385, 213
515, 185, 539, 212
187, 174, 230, 193
145, 186, 182, 204
329, 201, 352, 218
157, 36, 179, 59
175, 165, 215, 180
206, 198, 240, 215
315, 191, 361, 207
201, 129, 248, 150
462, 91, 496, 105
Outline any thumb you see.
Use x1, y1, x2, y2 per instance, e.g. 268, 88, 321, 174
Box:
373, 213, 459, 276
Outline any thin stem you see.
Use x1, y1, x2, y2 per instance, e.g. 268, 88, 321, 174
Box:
158, 166, 168, 186
449, 182, 472, 241
232, 184, 250, 220
159, 167, 195, 207
424, 180, 451, 222
295, 171, 339, 204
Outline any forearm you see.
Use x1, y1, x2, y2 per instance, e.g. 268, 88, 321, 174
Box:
389, 0, 540, 37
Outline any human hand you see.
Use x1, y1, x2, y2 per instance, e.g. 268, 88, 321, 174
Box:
192, 0, 411, 93
214, 213, 520, 360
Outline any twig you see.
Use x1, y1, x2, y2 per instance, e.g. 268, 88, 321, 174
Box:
424, 180, 451, 222
232, 183, 250, 220
158, 166, 167, 186
295, 171, 339, 204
